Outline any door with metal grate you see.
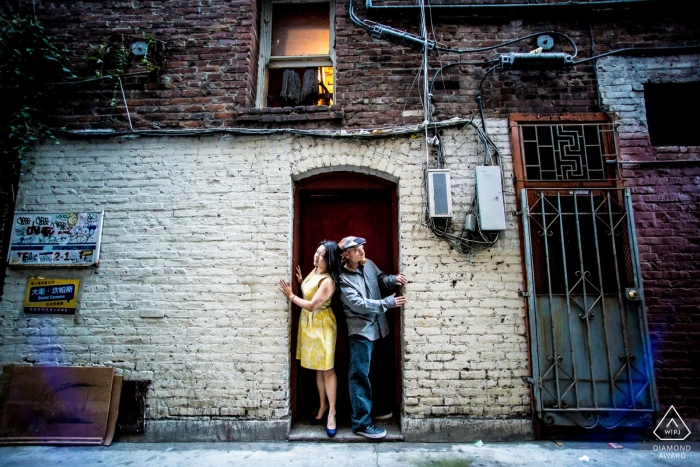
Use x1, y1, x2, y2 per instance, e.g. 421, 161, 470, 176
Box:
511, 116, 658, 429
520, 189, 657, 428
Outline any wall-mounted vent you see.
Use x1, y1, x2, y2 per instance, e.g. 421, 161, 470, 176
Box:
427, 169, 453, 218
475, 166, 506, 231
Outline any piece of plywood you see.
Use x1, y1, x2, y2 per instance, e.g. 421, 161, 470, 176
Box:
103, 374, 123, 446
0, 366, 114, 444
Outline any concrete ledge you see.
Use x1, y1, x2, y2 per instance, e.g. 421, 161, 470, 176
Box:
118, 418, 290, 442
402, 418, 533, 442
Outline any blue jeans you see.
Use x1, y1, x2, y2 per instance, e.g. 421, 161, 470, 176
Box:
348, 335, 374, 432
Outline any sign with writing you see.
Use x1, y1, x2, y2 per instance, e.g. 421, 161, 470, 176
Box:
24, 278, 81, 314
7, 212, 103, 267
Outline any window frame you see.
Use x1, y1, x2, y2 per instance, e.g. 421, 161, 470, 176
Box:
509, 113, 622, 193
256, 0, 336, 109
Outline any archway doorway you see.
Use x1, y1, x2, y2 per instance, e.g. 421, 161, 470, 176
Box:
291, 171, 402, 435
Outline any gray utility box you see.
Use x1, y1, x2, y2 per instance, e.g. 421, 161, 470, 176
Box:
475, 166, 506, 231
427, 169, 453, 218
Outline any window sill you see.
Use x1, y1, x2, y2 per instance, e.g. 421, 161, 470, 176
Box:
236, 105, 343, 124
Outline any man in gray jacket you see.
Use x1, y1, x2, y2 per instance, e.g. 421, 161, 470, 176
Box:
338, 236, 407, 439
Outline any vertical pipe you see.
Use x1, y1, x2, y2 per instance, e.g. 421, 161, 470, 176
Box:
521, 189, 542, 418
420, 0, 430, 168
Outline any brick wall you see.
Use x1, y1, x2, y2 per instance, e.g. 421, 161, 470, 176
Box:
598, 55, 700, 423
18, 1, 699, 130
35, 0, 259, 129
0, 120, 530, 438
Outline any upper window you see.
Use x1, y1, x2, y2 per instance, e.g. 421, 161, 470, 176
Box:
510, 114, 619, 186
644, 82, 700, 147
256, 0, 335, 108
518, 123, 616, 181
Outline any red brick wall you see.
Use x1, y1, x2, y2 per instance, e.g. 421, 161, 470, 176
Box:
23, 1, 699, 130
625, 162, 700, 421
34, 0, 259, 129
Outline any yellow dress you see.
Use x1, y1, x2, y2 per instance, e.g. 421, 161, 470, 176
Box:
296, 270, 337, 370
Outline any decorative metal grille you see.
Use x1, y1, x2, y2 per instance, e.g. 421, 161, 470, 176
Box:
520, 188, 657, 429
519, 124, 617, 181
528, 191, 635, 296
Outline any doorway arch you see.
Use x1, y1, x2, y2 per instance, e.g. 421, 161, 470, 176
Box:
291, 170, 402, 429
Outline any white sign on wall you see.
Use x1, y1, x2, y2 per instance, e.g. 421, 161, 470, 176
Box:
7, 212, 104, 267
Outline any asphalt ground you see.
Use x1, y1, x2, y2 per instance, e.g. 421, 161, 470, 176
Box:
1, 440, 698, 467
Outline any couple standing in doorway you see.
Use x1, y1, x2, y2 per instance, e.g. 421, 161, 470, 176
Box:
278, 236, 407, 439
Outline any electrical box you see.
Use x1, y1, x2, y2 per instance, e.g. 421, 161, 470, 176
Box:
427, 169, 453, 218
475, 166, 506, 231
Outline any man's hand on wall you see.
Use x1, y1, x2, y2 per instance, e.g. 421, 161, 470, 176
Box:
391, 293, 406, 307
395, 273, 407, 285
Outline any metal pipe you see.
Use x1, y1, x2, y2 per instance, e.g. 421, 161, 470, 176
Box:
520, 189, 543, 418
366, 0, 657, 14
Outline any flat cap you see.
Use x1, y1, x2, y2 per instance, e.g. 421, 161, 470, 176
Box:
338, 236, 366, 251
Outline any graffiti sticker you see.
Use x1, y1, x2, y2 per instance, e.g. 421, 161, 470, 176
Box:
7, 212, 103, 267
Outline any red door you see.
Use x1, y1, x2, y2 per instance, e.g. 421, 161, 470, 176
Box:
292, 172, 401, 425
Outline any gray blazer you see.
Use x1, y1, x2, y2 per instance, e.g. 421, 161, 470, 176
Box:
338, 259, 397, 341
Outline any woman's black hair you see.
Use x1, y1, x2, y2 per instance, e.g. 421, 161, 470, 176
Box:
319, 240, 341, 285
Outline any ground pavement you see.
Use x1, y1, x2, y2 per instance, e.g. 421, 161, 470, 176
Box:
1, 440, 698, 467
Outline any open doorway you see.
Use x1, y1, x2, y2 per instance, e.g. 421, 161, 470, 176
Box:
290, 171, 402, 436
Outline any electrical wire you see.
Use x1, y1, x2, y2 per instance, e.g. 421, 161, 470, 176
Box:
420, 0, 431, 168
573, 44, 700, 64
429, 60, 499, 93
437, 31, 578, 58
422, 120, 505, 257
477, 64, 499, 160
47, 71, 152, 85
52, 117, 480, 139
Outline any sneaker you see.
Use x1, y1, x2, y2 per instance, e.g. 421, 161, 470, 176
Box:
373, 411, 393, 420
354, 424, 387, 439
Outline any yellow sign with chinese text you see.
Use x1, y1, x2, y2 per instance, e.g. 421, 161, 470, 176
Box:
24, 278, 80, 314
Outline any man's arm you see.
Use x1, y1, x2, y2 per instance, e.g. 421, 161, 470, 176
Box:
367, 260, 398, 291
339, 276, 397, 315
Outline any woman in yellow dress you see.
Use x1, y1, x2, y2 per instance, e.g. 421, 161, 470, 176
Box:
279, 240, 340, 437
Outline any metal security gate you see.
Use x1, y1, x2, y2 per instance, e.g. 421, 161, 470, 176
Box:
520, 188, 658, 429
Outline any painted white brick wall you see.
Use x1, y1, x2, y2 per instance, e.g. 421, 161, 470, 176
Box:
0, 119, 530, 423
